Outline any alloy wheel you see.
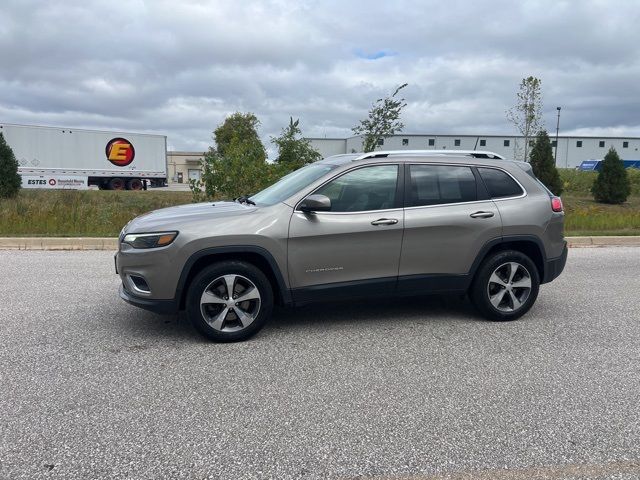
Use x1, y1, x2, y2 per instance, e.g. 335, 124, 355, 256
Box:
486, 262, 532, 313
200, 274, 261, 332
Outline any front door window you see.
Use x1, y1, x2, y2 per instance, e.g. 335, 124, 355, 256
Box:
313, 165, 398, 212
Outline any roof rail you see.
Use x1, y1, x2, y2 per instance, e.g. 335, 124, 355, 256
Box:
355, 150, 505, 160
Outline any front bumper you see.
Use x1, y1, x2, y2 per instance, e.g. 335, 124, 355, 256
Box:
119, 283, 179, 314
542, 241, 568, 284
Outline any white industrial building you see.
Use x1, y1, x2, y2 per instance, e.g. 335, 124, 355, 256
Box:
307, 134, 640, 168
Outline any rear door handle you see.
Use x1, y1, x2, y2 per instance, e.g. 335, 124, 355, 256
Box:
470, 211, 494, 219
371, 218, 398, 226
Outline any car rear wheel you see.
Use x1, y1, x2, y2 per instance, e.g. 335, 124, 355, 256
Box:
470, 250, 540, 321
186, 261, 273, 342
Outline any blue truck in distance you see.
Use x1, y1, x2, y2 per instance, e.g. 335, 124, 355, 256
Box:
578, 159, 640, 171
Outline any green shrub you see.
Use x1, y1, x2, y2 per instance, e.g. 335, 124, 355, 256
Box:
0, 132, 21, 198
529, 130, 563, 195
592, 148, 631, 204
559, 167, 640, 196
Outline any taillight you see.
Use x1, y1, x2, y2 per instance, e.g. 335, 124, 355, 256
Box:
551, 196, 563, 212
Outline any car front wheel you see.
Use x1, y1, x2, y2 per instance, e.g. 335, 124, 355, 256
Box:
186, 261, 273, 342
470, 250, 540, 321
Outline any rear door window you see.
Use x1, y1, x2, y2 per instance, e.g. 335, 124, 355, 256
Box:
408, 165, 477, 207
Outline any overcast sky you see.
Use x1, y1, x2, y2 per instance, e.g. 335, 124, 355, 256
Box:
1, 0, 639, 154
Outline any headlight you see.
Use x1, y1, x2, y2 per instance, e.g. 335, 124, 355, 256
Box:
122, 231, 178, 249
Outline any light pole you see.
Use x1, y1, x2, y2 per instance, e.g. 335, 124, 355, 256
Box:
554, 107, 561, 165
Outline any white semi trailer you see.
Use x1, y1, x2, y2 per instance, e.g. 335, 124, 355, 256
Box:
1, 123, 167, 190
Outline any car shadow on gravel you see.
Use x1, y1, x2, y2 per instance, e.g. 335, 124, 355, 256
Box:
115, 294, 480, 343
268, 294, 479, 331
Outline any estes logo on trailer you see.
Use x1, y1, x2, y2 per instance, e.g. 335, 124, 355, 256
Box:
105, 138, 135, 167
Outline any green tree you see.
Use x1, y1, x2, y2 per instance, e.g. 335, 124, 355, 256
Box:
506, 76, 544, 162
352, 83, 408, 152
0, 132, 21, 198
197, 113, 271, 201
529, 130, 563, 195
271, 117, 322, 173
592, 147, 631, 204
214, 112, 262, 157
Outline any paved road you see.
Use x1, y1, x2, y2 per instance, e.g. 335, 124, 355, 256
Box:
1, 248, 639, 479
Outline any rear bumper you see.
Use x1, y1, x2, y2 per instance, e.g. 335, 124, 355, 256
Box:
542, 242, 568, 284
119, 283, 179, 314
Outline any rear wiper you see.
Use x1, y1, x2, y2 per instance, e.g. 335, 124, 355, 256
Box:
234, 195, 256, 206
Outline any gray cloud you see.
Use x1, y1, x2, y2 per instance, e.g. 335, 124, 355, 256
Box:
1, 0, 639, 155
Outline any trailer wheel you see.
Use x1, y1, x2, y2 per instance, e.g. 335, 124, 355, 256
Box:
108, 178, 125, 190
127, 178, 143, 190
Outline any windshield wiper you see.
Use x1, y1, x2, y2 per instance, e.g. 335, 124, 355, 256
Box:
234, 195, 256, 206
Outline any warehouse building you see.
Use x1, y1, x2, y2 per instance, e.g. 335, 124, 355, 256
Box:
166, 133, 640, 186
307, 134, 640, 169
167, 151, 205, 185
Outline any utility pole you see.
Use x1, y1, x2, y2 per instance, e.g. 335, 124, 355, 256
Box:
554, 107, 561, 165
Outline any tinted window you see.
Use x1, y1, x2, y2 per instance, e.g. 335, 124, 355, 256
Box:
314, 165, 398, 212
504, 139, 510, 147
408, 165, 477, 207
480, 139, 486, 147
478, 167, 524, 198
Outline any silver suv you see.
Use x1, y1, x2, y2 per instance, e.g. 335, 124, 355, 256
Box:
116, 151, 567, 342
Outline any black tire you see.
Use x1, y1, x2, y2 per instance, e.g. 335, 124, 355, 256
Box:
127, 178, 143, 190
186, 261, 273, 342
108, 177, 125, 190
470, 250, 540, 321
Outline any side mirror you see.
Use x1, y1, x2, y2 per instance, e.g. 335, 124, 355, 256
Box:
299, 194, 331, 213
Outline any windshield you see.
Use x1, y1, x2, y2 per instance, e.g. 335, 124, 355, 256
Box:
250, 163, 337, 206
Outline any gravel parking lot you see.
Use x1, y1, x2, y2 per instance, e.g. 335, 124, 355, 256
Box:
1, 248, 639, 479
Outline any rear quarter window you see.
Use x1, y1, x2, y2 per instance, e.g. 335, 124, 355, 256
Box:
478, 167, 524, 199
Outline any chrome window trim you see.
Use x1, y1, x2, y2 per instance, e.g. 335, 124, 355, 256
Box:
297, 207, 404, 216
405, 163, 527, 209
294, 162, 401, 213
294, 162, 527, 213
404, 199, 493, 211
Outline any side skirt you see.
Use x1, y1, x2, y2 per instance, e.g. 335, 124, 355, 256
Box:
397, 274, 470, 296
291, 274, 470, 306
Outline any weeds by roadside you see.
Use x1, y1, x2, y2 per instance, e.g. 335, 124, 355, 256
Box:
0, 190, 192, 237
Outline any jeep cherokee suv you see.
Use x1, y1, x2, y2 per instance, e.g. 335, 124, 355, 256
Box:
116, 150, 567, 342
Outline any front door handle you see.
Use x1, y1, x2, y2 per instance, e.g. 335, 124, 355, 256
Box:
470, 211, 495, 219
371, 218, 398, 226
